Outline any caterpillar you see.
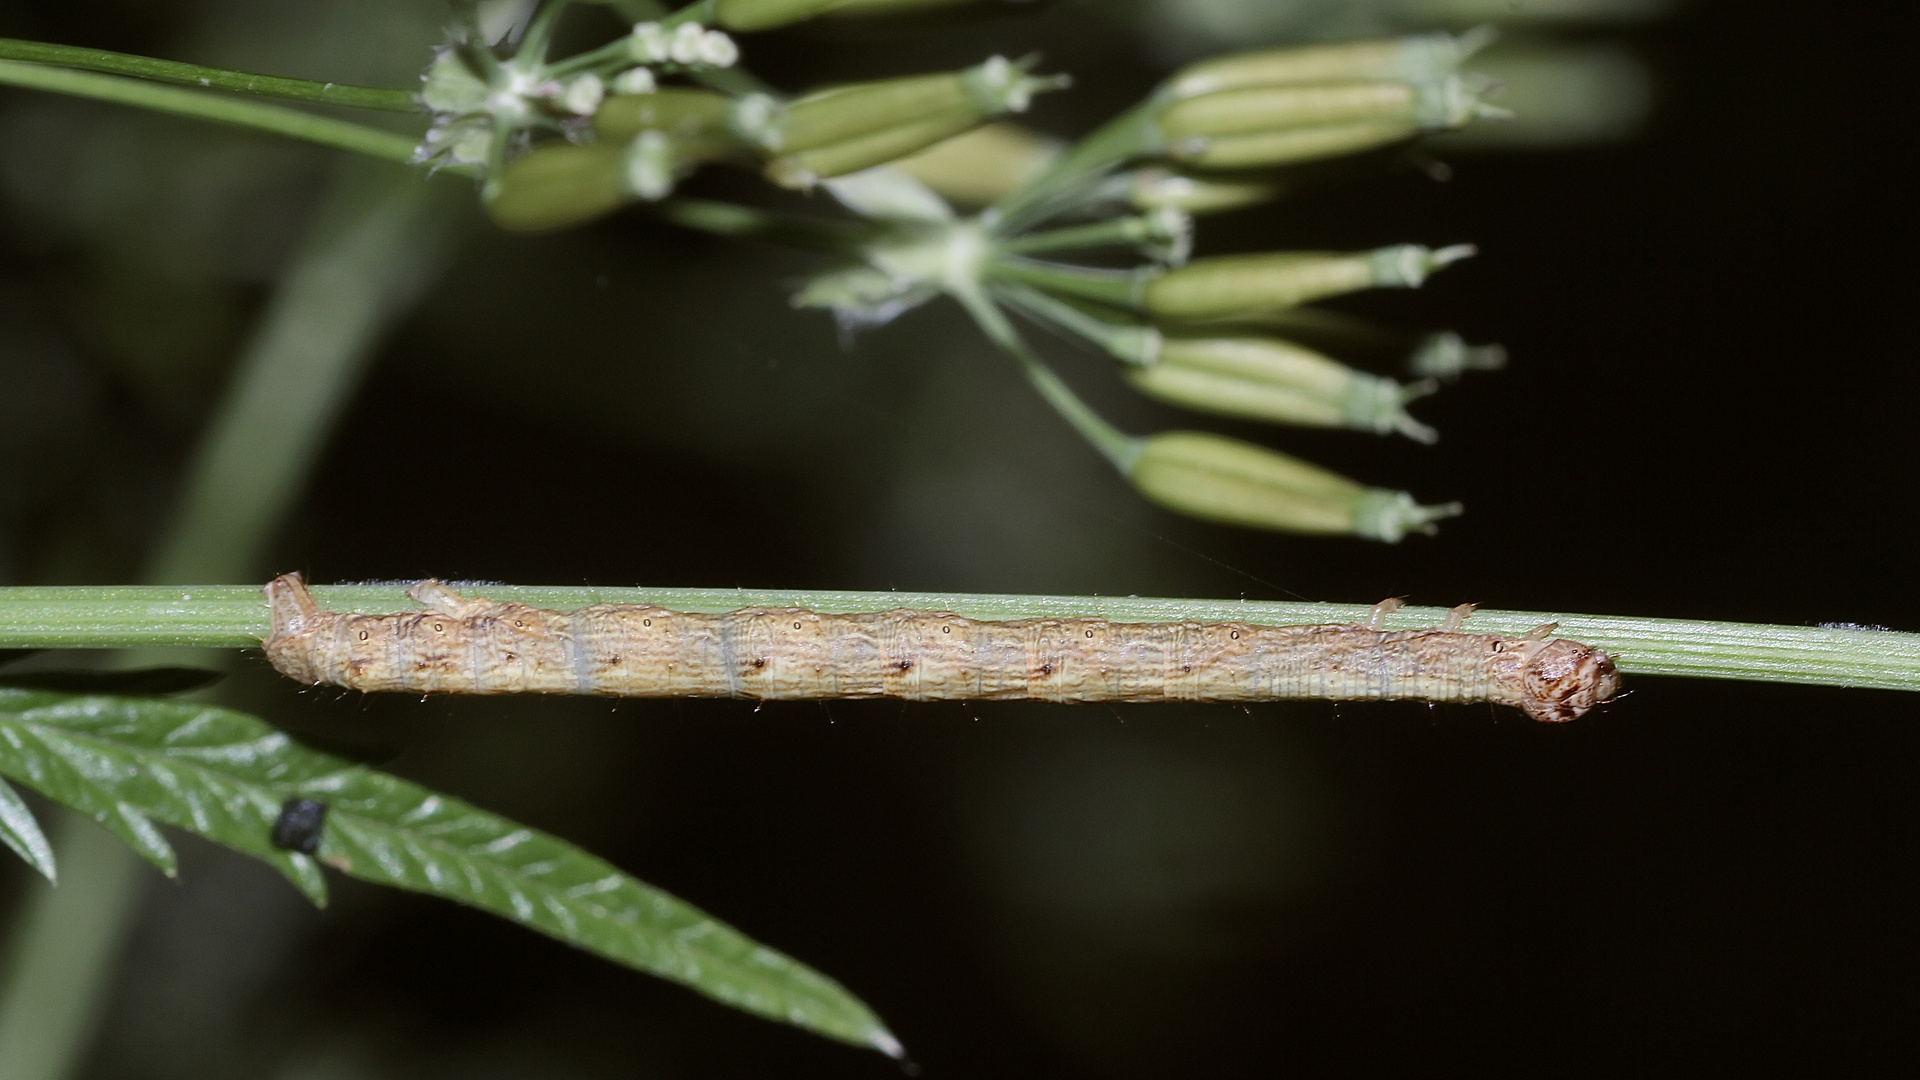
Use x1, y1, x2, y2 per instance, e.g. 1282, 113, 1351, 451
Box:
262, 574, 1620, 722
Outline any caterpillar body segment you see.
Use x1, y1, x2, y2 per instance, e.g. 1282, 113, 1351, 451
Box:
262, 574, 1620, 722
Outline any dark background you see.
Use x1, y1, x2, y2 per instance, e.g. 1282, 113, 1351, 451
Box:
1, 0, 1915, 1075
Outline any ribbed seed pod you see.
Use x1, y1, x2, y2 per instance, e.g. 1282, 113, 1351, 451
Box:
1127, 431, 1460, 541
485, 143, 628, 233
1164, 30, 1492, 99
1127, 335, 1437, 441
593, 89, 736, 142
1143, 245, 1471, 320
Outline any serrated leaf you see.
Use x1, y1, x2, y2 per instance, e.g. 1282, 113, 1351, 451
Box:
0, 775, 55, 882
0, 688, 898, 1054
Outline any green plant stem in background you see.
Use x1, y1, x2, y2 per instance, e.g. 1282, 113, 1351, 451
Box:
0, 38, 419, 111
1, 584, 1916, 692
0, 60, 426, 165
0, 163, 455, 1080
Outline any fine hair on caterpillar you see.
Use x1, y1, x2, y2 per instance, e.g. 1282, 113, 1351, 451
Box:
262, 574, 1622, 723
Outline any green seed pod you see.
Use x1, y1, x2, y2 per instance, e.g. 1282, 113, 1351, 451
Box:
774, 56, 1066, 153
1163, 28, 1495, 99
593, 88, 735, 142
1128, 335, 1438, 441
1172, 121, 1419, 170
1128, 431, 1460, 540
712, 0, 849, 31
486, 143, 627, 233
485, 134, 680, 233
1142, 244, 1474, 320
1160, 82, 1420, 140
893, 123, 1064, 206
766, 108, 982, 188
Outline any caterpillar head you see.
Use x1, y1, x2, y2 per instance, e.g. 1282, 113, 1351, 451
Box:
1520, 639, 1622, 723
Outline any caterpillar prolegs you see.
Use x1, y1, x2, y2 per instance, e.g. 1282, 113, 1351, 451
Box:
262, 574, 1621, 722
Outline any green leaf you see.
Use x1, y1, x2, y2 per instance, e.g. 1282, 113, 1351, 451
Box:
0, 775, 55, 882
0, 688, 899, 1055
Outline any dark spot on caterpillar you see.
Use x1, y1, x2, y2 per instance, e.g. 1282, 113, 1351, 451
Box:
942, 626, 951, 634
793, 622, 802, 630
753, 657, 767, 668
1085, 629, 1095, 638
897, 659, 913, 671
502, 652, 517, 662
1039, 663, 1053, 675
643, 618, 652, 626
513, 620, 525, 628
270, 798, 328, 855
609, 655, 621, 664
431, 622, 444, 633
357, 629, 369, 641
1230, 630, 1240, 639
1183, 664, 1193, 672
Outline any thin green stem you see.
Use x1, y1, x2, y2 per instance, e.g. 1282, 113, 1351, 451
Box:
0, 38, 419, 112
993, 281, 1156, 363
1001, 215, 1161, 257
0, 60, 429, 165
991, 101, 1161, 231
1, 584, 1917, 692
0, 164, 456, 1080
953, 289, 1143, 470
988, 255, 1154, 309
654, 197, 875, 252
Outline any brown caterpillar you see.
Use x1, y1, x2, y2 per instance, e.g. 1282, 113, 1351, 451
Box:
262, 574, 1620, 722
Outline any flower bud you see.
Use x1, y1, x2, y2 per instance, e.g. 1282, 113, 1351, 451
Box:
1408, 331, 1507, 380
561, 74, 605, 116
484, 133, 677, 232
1163, 29, 1496, 99
1128, 431, 1460, 540
1127, 335, 1438, 441
1142, 244, 1474, 320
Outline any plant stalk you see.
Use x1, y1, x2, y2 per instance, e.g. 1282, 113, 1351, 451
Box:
0, 38, 419, 112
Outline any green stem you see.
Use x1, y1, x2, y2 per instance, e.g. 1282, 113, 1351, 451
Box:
991, 100, 1161, 231
654, 197, 874, 252
0, 584, 1916, 692
0, 164, 456, 1080
988, 255, 1154, 309
1001, 215, 1162, 257
0, 38, 419, 112
953, 289, 1143, 470
0, 60, 429, 165
993, 281, 1155, 363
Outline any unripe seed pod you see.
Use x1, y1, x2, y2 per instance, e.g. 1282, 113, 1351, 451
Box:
1127, 336, 1437, 441
1143, 244, 1474, 319
594, 88, 736, 141
894, 123, 1064, 206
1172, 121, 1418, 169
766, 107, 982, 188
1164, 29, 1495, 99
1129, 431, 1459, 540
486, 143, 627, 233
1160, 82, 1419, 140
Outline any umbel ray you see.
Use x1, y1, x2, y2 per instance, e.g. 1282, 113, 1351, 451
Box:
263, 573, 1622, 722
